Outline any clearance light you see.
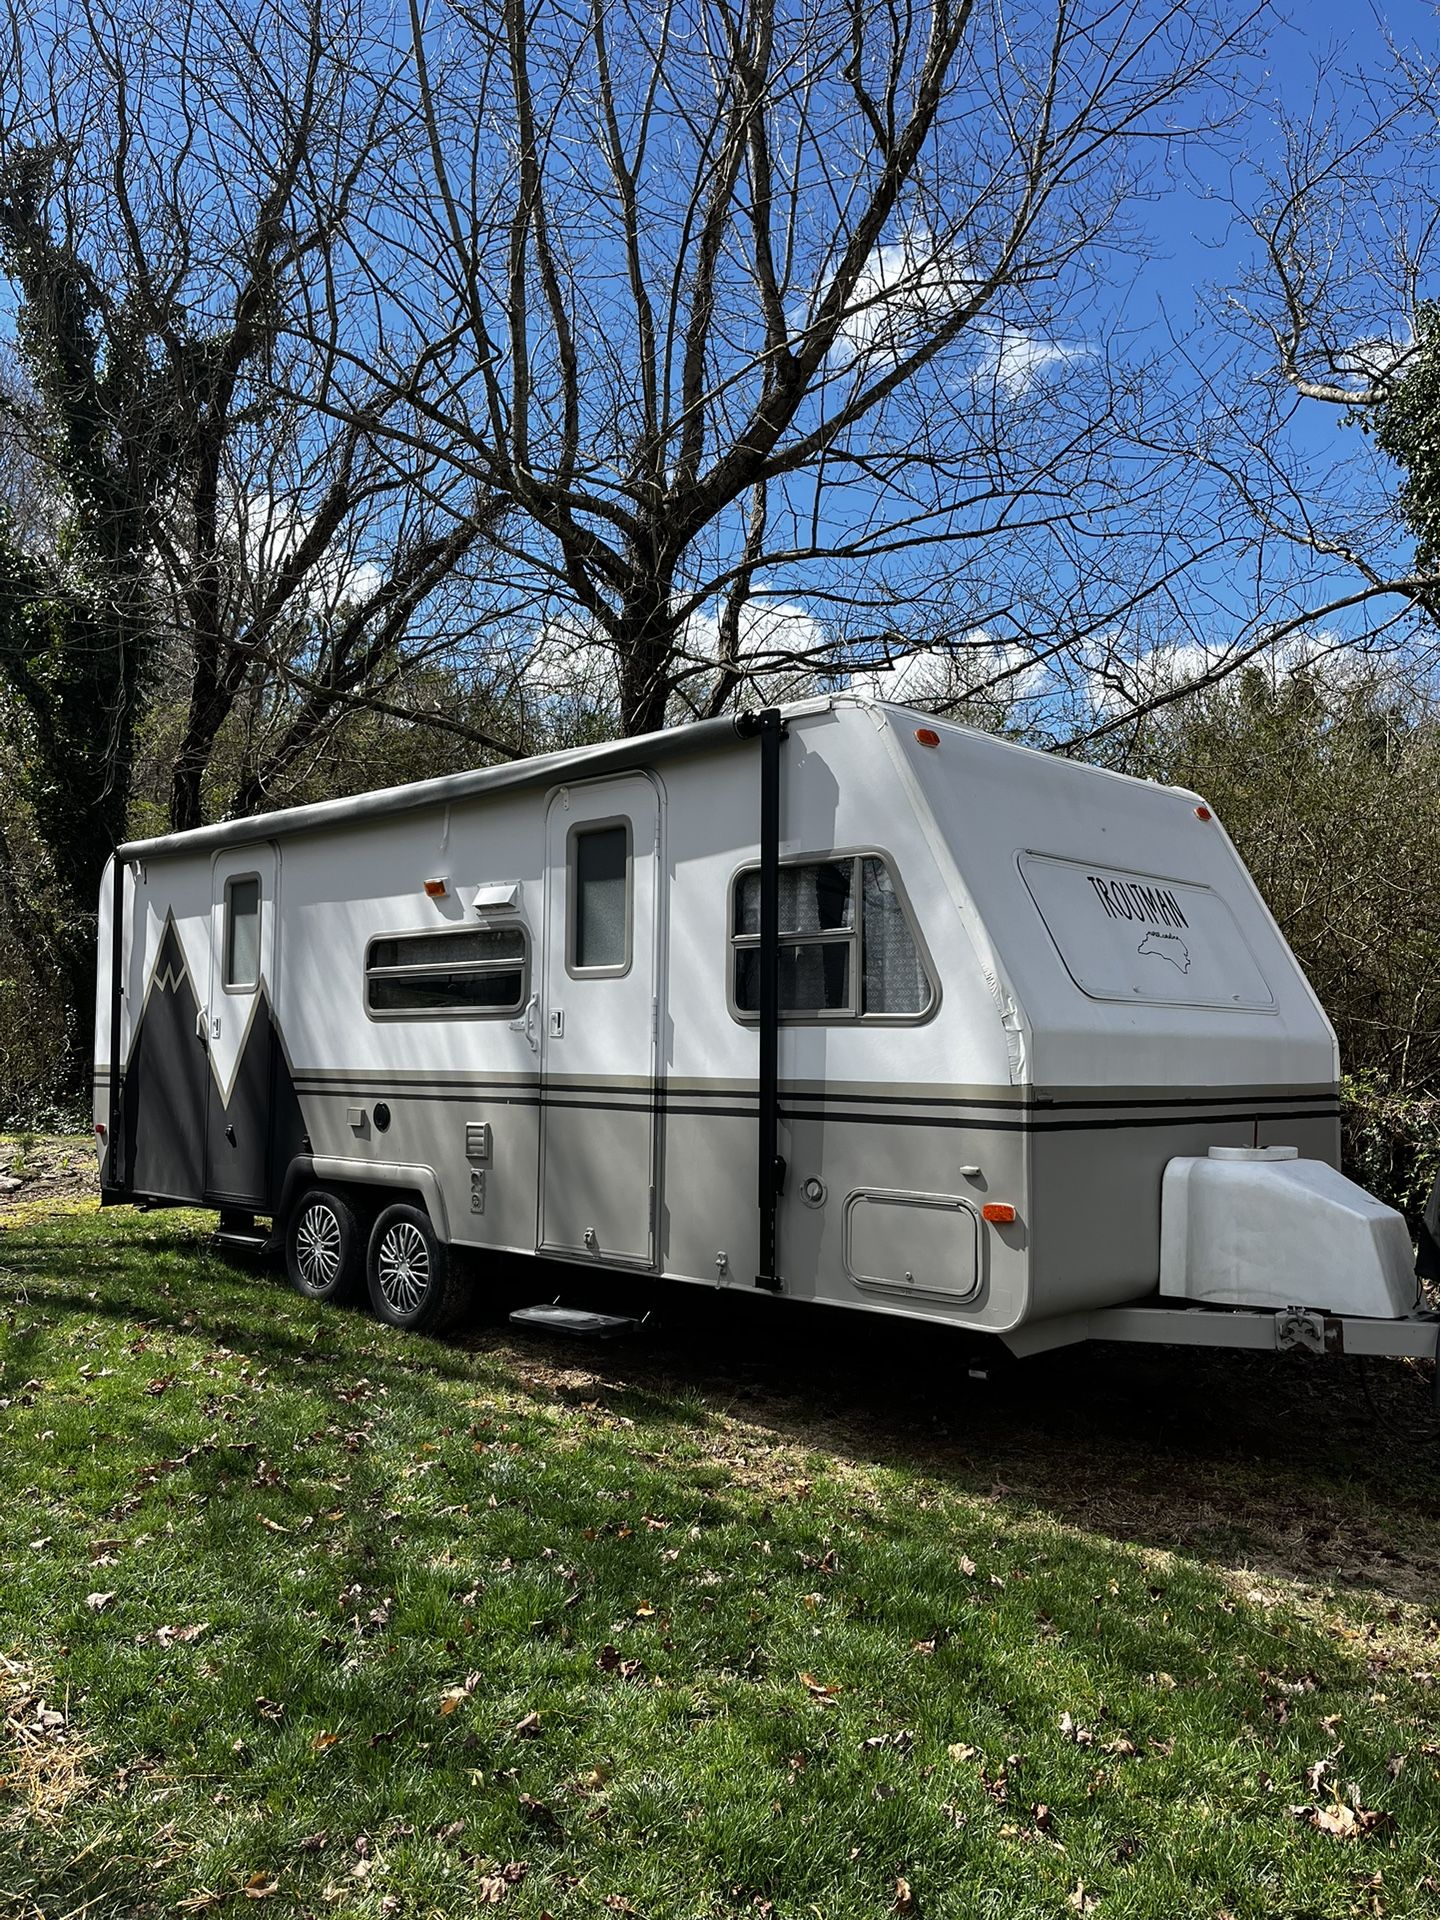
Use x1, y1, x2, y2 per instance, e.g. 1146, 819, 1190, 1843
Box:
94, 1122, 107, 1139
424, 877, 448, 898
1194, 805, 1212, 821
914, 727, 941, 748
982, 1203, 1017, 1224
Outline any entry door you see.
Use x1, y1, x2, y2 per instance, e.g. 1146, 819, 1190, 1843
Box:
539, 775, 661, 1265
203, 845, 279, 1206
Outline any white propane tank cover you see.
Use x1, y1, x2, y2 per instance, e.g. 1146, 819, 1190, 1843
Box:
1160, 1151, 1417, 1319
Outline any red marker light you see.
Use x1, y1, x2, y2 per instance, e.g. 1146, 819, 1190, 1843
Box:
424, 878, 448, 898
1194, 805, 1212, 821
914, 727, 940, 748
982, 1203, 1017, 1224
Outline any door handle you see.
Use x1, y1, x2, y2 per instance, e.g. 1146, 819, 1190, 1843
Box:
509, 992, 539, 1053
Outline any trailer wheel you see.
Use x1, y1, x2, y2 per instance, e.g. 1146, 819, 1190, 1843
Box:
366, 1203, 462, 1333
286, 1188, 364, 1304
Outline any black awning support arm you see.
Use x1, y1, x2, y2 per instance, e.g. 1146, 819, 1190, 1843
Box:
735, 708, 788, 1290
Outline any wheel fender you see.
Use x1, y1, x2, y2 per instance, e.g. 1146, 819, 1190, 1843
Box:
306, 1156, 451, 1243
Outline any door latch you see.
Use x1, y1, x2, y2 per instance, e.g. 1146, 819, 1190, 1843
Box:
549, 1008, 564, 1038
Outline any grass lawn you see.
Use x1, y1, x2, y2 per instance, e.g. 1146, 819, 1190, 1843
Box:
3, 1162, 1440, 1918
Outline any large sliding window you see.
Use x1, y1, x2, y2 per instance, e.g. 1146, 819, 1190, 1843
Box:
731, 853, 934, 1022
366, 926, 528, 1016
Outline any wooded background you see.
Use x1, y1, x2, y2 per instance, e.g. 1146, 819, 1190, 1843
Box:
3, 0, 1439, 1210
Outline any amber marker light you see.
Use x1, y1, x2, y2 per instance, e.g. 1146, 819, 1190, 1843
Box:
1194, 804, 1212, 821
424, 877, 449, 898
914, 726, 941, 748
982, 1203, 1017, 1224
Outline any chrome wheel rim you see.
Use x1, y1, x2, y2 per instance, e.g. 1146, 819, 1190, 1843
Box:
376, 1220, 430, 1315
296, 1202, 342, 1291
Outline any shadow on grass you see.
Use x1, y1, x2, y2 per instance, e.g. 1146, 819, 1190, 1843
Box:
5, 1208, 1440, 1610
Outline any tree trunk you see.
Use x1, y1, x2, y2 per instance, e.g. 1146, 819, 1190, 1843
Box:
616, 566, 678, 736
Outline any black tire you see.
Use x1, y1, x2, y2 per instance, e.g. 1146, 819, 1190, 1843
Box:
285, 1187, 364, 1304
366, 1203, 464, 1333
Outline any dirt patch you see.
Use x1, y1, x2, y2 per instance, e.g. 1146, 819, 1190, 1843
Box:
0, 1652, 98, 1829
0, 1134, 98, 1221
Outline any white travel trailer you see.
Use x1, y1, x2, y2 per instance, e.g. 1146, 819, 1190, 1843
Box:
94, 695, 1439, 1367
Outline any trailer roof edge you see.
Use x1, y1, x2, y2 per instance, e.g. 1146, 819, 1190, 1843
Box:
115, 699, 841, 863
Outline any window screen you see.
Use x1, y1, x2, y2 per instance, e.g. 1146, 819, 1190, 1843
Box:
731, 854, 931, 1020
366, 925, 527, 1016
224, 876, 261, 989
572, 824, 629, 971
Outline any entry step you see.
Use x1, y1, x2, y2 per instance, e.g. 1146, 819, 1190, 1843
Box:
212, 1230, 271, 1258
509, 1303, 641, 1340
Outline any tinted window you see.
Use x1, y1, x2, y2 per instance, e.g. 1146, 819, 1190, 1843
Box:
366, 924, 528, 1016
731, 854, 932, 1021
573, 825, 629, 970
225, 877, 260, 988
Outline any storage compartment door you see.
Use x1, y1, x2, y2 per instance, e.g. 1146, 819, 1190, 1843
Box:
539, 775, 661, 1266
844, 1190, 982, 1301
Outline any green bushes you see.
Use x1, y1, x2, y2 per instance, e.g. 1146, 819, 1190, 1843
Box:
1341, 1073, 1440, 1230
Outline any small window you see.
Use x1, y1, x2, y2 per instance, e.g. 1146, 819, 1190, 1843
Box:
731, 854, 932, 1021
224, 876, 261, 989
366, 925, 528, 1017
570, 822, 630, 973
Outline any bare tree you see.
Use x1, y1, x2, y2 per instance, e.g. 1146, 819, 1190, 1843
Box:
1089, 42, 1440, 759
0, 0, 522, 839
321, 0, 1270, 737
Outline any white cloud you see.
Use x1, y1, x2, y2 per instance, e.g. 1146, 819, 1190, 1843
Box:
852, 633, 1048, 709
228, 494, 383, 607
830, 234, 1083, 395
977, 329, 1083, 394
834, 234, 973, 361
1084, 628, 1364, 719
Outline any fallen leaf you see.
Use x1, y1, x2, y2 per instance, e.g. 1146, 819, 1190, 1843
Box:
948, 1743, 979, 1763
514, 1711, 542, 1736
254, 1697, 284, 1722
893, 1877, 916, 1914
242, 1874, 279, 1900
1289, 1799, 1393, 1841
1058, 1712, 1095, 1748
85, 1591, 115, 1612
800, 1673, 839, 1699
312, 1731, 339, 1752
1067, 1881, 1098, 1913
958, 1557, 977, 1578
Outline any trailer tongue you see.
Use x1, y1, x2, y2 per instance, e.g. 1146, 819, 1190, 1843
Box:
1004, 1141, 1439, 1376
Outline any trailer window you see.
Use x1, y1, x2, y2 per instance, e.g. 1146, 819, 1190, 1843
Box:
570, 822, 631, 974
366, 926, 528, 1016
224, 876, 261, 990
731, 854, 933, 1020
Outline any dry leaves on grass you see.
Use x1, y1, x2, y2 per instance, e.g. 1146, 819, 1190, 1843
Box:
892, 1877, 916, 1913
477, 1862, 527, 1904
0, 1654, 98, 1828
438, 1672, 481, 1715
1289, 1797, 1394, 1840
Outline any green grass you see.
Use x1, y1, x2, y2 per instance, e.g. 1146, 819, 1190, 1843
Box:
2, 1191, 1440, 1918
